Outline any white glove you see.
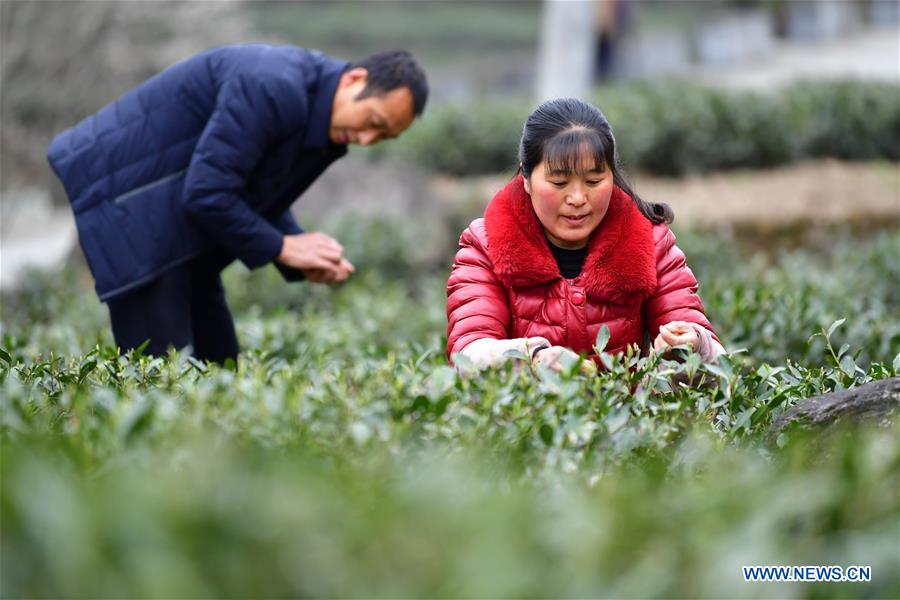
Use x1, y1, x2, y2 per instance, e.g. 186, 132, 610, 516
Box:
533, 345, 598, 375
689, 323, 726, 363
458, 336, 551, 370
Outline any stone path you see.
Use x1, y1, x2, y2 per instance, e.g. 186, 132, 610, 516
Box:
435, 159, 900, 232
0, 188, 77, 293
690, 27, 899, 89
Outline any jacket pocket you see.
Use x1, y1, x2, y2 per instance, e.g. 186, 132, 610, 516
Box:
113, 169, 187, 206
111, 169, 192, 272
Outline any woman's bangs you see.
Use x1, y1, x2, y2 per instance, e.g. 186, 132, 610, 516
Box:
542, 129, 610, 176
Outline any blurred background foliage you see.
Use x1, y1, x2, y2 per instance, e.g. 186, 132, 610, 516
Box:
5, 221, 898, 370
2, 0, 899, 597
247, 0, 542, 68
368, 80, 900, 175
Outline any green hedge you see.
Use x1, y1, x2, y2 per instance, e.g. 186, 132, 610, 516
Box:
378, 81, 900, 176
2, 223, 899, 597
3, 232, 900, 597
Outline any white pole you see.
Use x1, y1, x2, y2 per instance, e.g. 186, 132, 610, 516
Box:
536, 0, 598, 102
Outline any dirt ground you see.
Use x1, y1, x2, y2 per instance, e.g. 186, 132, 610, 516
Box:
432, 159, 900, 232
635, 160, 900, 230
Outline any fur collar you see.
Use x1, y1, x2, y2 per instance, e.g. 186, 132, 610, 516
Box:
483, 175, 657, 302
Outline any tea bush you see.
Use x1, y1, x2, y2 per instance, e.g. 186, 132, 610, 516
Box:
1, 223, 898, 598
375, 81, 900, 176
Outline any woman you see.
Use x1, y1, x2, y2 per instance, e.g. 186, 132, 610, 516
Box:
446, 98, 724, 372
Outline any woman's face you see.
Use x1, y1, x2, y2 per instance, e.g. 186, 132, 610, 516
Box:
524, 156, 613, 250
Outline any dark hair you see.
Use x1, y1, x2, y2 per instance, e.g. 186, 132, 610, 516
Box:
350, 49, 428, 116
518, 98, 672, 224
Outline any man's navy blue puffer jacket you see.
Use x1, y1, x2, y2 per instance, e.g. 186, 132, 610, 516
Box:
48, 44, 349, 300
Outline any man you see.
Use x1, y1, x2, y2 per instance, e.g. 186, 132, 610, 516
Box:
48, 45, 428, 364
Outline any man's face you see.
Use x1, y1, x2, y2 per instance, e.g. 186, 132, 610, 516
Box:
329, 68, 416, 146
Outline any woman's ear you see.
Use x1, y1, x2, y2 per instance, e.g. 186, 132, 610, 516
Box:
523, 176, 532, 195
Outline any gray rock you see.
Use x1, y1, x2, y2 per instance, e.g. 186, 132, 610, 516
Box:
769, 377, 900, 434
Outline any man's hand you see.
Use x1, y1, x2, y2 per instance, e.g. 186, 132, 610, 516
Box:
653, 321, 700, 354
277, 232, 344, 270
277, 233, 356, 284
302, 258, 355, 284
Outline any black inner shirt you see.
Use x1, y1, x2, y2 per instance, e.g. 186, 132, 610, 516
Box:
548, 241, 588, 279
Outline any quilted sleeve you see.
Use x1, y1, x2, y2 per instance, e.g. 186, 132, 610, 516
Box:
643, 224, 722, 347
271, 210, 306, 283
446, 222, 513, 361
183, 72, 308, 269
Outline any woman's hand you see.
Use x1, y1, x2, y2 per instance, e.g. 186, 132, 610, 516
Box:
533, 345, 597, 375
458, 337, 550, 370
457, 339, 596, 376
653, 321, 700, 354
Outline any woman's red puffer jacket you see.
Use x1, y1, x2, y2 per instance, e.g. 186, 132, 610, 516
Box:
446, 176, 720, 361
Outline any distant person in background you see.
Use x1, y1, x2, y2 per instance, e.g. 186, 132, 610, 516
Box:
594, 0, 635, 81
48, 45, 428, 364
446, 98, 724, 372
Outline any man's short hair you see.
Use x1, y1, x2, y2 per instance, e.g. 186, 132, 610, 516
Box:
350, 49, 428, 116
